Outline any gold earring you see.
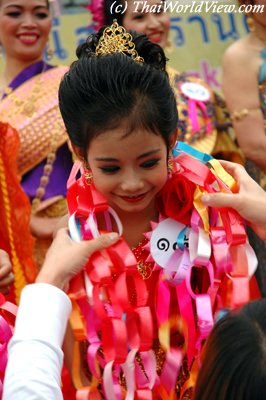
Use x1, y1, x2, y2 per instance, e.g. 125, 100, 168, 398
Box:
165, 36, 173, 54
46, 42, 54, 61
168, 157, 173, 175
247, 15, 255, 32
83, 159, 93, 185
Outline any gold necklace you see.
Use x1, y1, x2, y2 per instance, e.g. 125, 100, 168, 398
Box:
1, 72, 44, 118
132, 237, 153, 280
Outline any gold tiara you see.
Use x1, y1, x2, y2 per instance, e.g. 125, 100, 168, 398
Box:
95, 20, 144, 63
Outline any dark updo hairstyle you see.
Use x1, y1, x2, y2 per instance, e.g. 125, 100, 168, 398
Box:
59, 26, 178, 158
193, 299, 266, 400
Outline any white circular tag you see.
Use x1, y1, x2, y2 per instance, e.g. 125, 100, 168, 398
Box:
150, 218, 187, 268
180, 82, 210, 102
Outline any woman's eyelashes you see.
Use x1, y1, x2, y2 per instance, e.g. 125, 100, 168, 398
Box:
6, 11, 21, 17
99, 158, 161, 174
99, 165, 120, 173
36, 12, 49, 19
133, 14, 145, 21
5, 10, 49, 19
140, 158, 161, 168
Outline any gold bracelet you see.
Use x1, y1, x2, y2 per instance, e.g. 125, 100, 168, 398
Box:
231, 108, 249, 121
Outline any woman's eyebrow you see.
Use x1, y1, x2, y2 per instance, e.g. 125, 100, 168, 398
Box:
137, 149, 161, 160
95, 149, 161, 162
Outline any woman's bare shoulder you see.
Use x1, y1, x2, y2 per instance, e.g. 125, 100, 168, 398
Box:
223, 37, 252, 67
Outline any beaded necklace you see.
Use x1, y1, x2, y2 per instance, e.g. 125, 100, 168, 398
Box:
132, 237, 153, 280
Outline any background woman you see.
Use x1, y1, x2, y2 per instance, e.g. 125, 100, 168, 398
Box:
88, 0, 244, 162
55, 22, 258, 399
222, 0, 266, 295
0, 0, 73, 281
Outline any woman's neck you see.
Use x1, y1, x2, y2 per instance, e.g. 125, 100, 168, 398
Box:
1, 56, 43, 86
116, 201, 159, 248
250, 20, 266, 49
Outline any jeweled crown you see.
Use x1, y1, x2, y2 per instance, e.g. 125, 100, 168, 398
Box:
95, 20, 144, 63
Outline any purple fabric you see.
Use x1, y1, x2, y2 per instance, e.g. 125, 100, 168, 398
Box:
4, 60, 73, 201
22, 143, 73, 201
2, 61, 53, 99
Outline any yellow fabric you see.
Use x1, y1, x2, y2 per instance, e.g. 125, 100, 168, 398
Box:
0, 66, 69, 176
193, 186, 210, 232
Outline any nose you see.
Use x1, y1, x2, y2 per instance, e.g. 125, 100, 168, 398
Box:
120, 170, 145, 193
147, 14, 161, 29
21, 13, 37, 27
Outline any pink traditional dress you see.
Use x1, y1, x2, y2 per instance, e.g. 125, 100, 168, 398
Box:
66, 143, 260, 399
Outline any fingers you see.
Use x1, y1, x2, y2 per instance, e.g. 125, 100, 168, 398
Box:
0, 250, 12, 278
201, 192, 239, 209
0, 272, 14, 289
217, 160, 246, 181
37, 231, 120, 289
79, 232, 119, 258
0, 285, 11, 295
53, 215, 68, 238
0, 250, 13, 295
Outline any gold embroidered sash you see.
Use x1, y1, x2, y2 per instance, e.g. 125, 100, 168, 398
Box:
0, 66, 69, 176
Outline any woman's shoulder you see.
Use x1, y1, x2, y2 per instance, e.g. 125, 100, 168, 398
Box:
223, 37, 255, 68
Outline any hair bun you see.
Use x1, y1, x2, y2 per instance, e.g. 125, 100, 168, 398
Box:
133, 32, 167, 71
76, 27, 106, 59
76, 26, 166, 72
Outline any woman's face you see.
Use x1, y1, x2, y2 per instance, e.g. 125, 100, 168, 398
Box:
86, 124, 168, 218
123, 0, 170, 49
0, 0, 51, 63
252, 0, 266, 28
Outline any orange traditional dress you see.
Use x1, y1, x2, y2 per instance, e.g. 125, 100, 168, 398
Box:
0, 61, 73, 270
0, 63, 75, 399
0, 122, 35, 304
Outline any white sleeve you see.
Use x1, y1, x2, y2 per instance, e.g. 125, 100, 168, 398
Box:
2, 283, 72, 400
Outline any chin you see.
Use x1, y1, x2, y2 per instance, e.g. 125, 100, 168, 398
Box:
18, 51, 44, 63
115, 197, 155, 215
160, 39, 167, 49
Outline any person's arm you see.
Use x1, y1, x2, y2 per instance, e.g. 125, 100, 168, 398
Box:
3, 284, 71, 400
0, 250, 14, 295
202, 160, 266, 241
3, 229, 119, 400
222, 42, 266, 171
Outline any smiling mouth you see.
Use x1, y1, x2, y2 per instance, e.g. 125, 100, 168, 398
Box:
119, 192, 148, 202
17, 34, 39, 44
148, 32, 163, 43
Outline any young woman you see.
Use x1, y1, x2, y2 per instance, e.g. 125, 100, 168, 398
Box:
0, 0, 73, 292
222, 0, 266, 296
87, 0, 244, 162
52, 22, 259, 399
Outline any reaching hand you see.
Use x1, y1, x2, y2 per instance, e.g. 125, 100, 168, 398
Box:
202, 160, 266, 241
0, 250, 14, 295
36, 228, 119, 290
